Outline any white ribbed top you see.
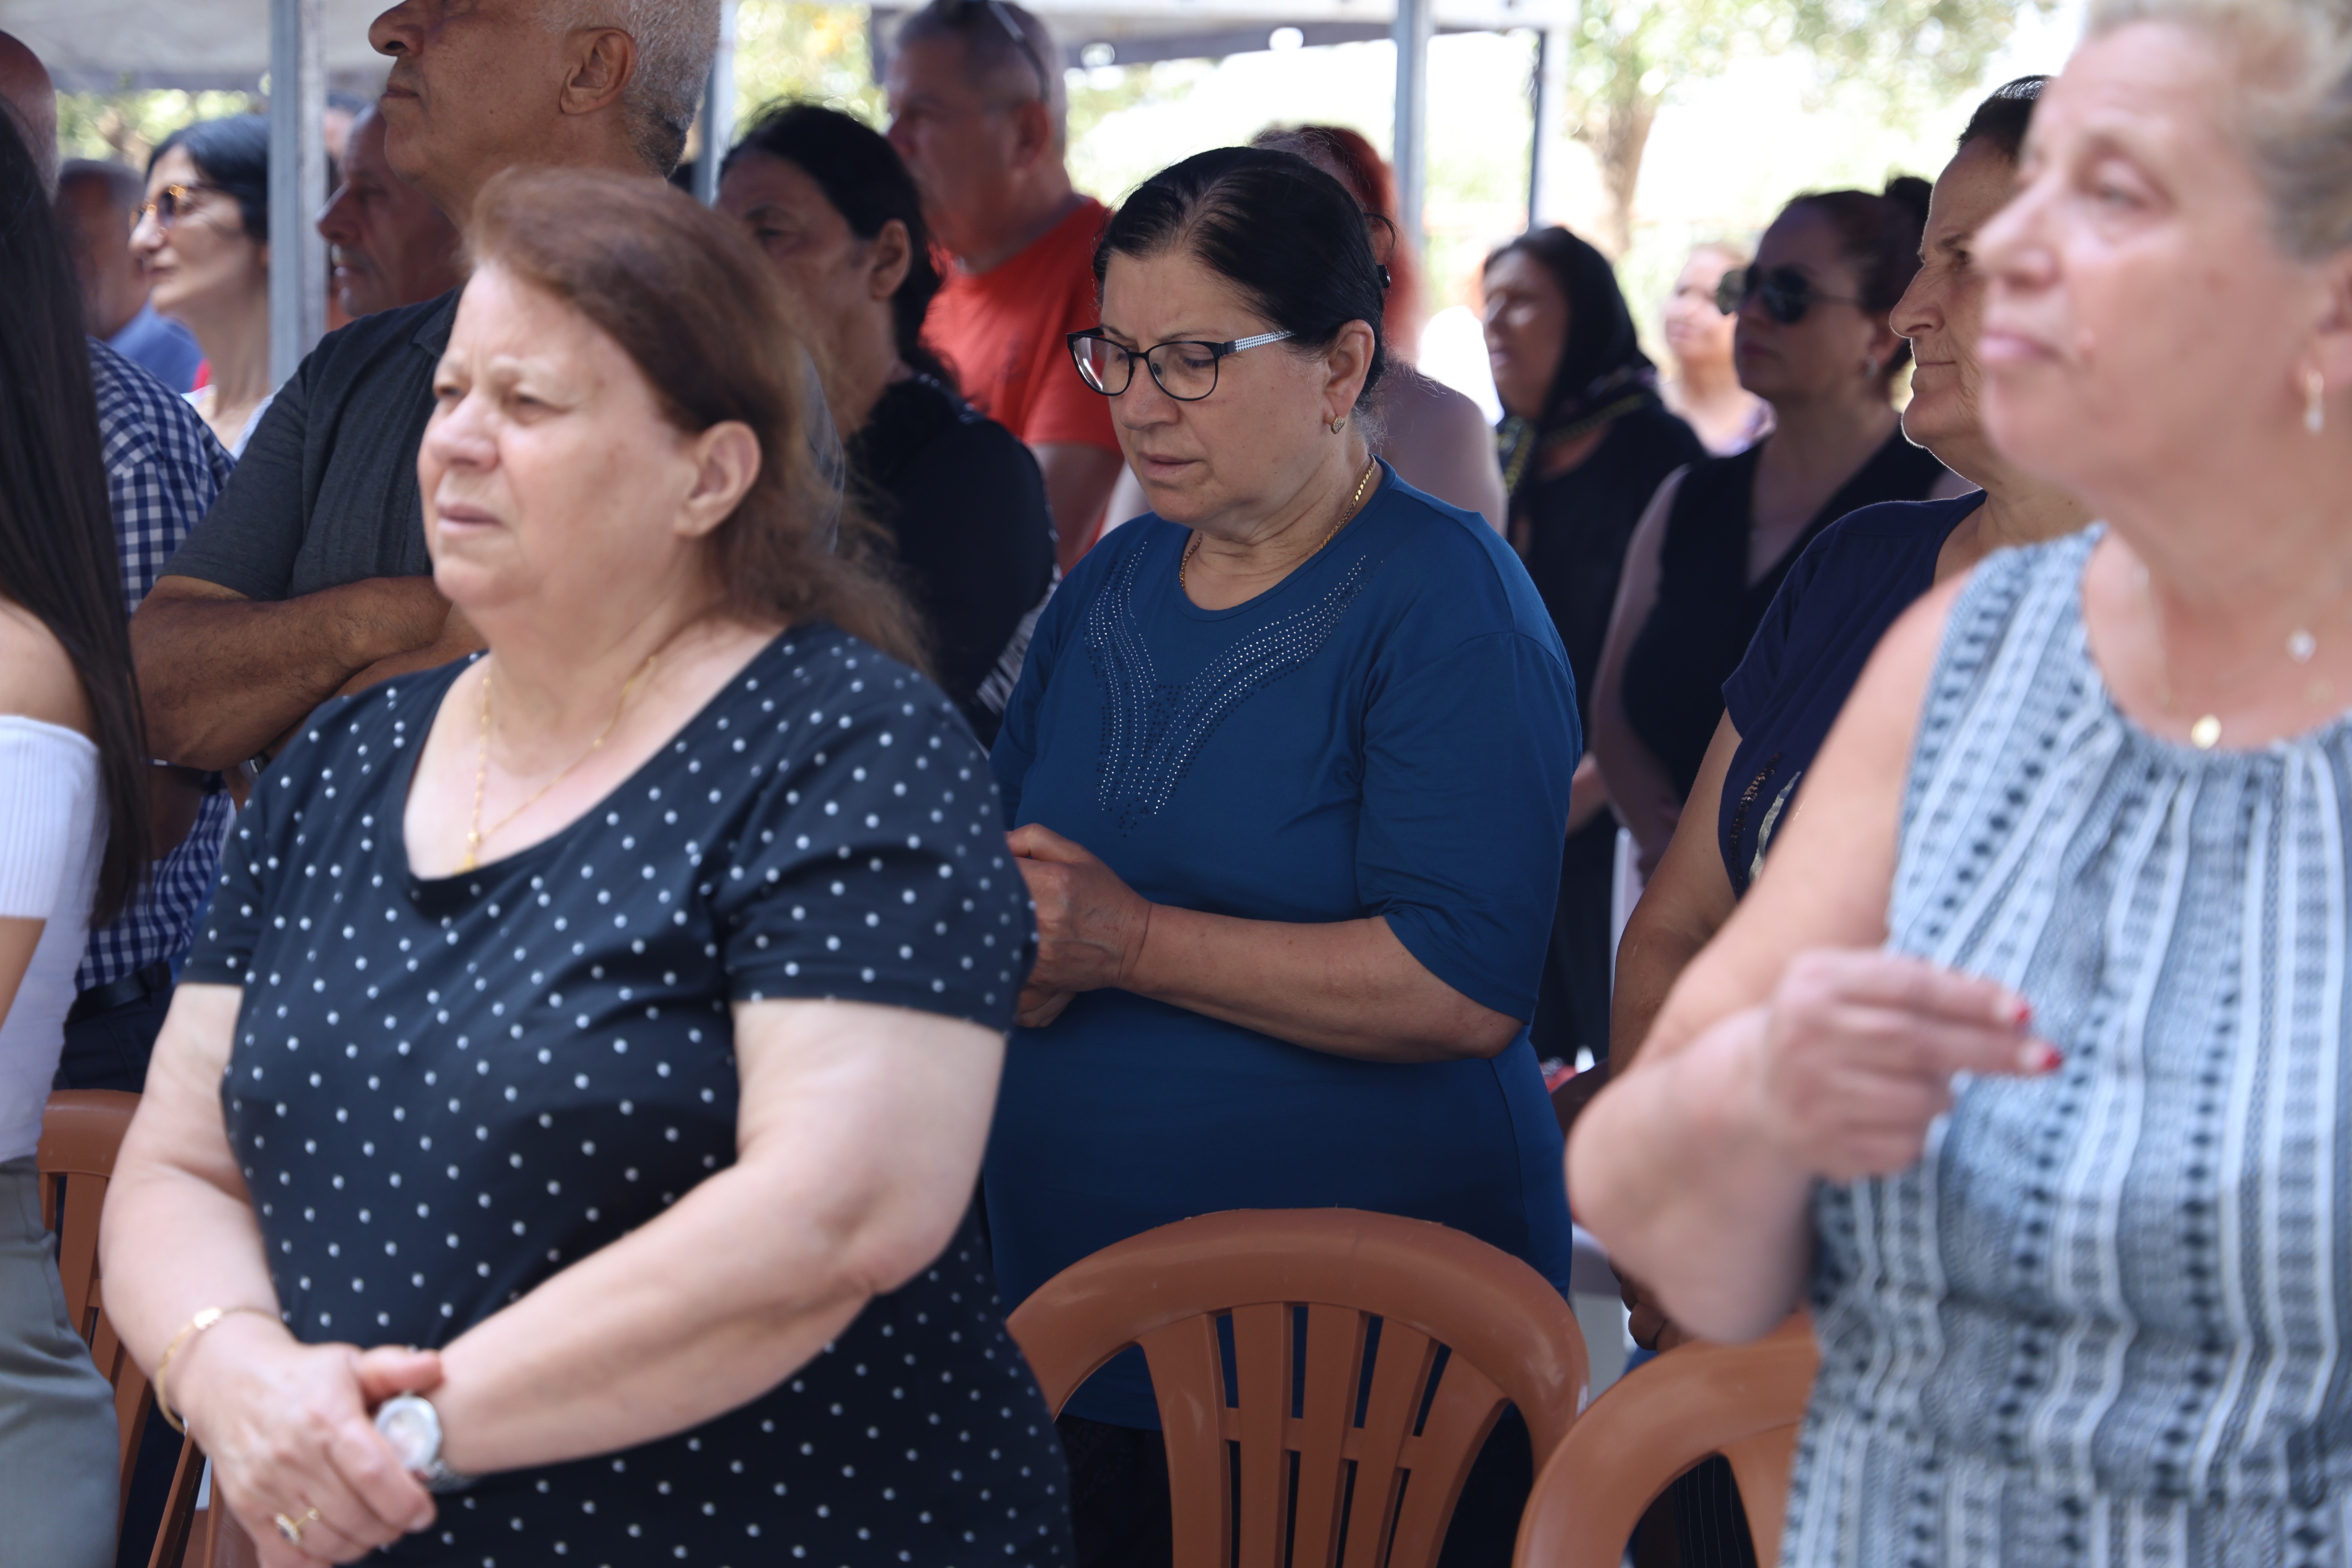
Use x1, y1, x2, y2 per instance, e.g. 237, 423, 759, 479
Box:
0, 717, 103, 1162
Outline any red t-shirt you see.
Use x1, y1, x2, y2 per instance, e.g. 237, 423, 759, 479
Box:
926, 197, 1118, 456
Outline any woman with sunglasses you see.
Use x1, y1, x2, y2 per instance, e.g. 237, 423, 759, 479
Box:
131, 115, 272, 456
987, 146, 1580, 1565
1592, 179, 1948, 880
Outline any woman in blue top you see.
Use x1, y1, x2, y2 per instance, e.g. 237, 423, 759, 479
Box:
987, 147, 1581, 1564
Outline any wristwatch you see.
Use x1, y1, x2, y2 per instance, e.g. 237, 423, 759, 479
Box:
374, 1394, 475, 1494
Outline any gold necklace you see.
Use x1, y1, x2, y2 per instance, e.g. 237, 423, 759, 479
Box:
1181, 456, 1381, 592
459, 651, 661, 872
2137, 563, 2334, 751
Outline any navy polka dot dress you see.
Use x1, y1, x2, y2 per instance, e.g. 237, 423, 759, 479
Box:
182, 628, 1073, 1567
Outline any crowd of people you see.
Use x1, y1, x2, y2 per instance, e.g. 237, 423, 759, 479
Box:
1, 0, 2350, 1565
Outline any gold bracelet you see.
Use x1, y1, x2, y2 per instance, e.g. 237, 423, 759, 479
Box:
154, 1305, 279, 1436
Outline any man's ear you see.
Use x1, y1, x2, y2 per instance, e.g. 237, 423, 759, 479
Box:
558, 27, 636, 120
1005, 98, 1055, 172
2311, 249, 2352, 408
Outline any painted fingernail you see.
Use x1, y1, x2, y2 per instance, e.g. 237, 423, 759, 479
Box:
2018, 1040, 2061, 1074
2009, 996, 2034, 1030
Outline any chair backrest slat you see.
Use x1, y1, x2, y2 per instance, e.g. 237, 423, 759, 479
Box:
1234, 1302, 1293, 1568
1387, 1355, 1508, 1564
1140, 1314, 1238, 1566
1289, 1304, 1365, 1568
1009, 1209, 1588, 1568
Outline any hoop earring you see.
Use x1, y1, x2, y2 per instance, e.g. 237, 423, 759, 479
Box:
1330, 416, 1346, 434
2308, 367, 2327, 436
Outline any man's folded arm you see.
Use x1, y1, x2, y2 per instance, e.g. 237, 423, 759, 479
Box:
132, 574, 454, 769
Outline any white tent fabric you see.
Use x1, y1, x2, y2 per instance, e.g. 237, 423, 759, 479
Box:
4, 0, 390, 88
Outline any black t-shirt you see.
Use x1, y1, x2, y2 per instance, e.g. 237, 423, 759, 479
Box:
848, 376, 1057, 746
165, 294, 453, 599
1511, 402, 1706, 728
183, 627, 1070, 1565
1619, 430, 1948, 800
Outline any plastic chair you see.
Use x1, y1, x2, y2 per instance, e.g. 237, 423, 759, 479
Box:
1511, 1315, 1818, 1568
38, 1089, 209, 1568
1005, 1208, 1590, 1568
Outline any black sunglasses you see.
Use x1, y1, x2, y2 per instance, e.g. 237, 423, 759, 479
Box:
943, 0, 1053, 103
1716, 265, 1868, 326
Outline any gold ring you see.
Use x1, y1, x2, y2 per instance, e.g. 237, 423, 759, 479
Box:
273, 1507, 320, 1545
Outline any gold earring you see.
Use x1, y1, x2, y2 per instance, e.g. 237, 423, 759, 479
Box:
1330, 416, 1346, 434
2308, 367, 2327, 436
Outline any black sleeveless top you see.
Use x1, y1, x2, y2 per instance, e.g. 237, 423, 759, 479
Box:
1618, 430, 1946, 799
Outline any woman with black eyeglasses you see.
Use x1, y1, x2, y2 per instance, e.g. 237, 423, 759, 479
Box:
986, 146, 1581, 1566
1591, 179, 1950, 884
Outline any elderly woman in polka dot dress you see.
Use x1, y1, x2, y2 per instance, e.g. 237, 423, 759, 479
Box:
100, 168, 1071, 1567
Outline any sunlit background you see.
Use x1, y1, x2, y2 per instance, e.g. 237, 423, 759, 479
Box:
55, 0, 2086, 413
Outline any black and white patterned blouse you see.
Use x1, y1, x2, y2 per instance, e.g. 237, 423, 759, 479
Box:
184, 627, 1070, 1567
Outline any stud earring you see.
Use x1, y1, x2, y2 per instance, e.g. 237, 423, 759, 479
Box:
1863, 357, 1880, 379
2308, 367, 2328, 436
1330, 416, 1346, 434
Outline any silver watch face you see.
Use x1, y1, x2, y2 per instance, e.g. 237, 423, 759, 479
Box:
375, 1394, 441, 1471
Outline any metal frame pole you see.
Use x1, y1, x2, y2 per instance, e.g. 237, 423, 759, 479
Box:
1525, 29, 1548, 231
691, 0, 740, 205
1391, 0, 1432, 254
268, 0, 326, 384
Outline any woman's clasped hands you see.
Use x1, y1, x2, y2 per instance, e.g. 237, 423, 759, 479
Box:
1742, 948, 2060, 1183
1006, 824, 1156, 1029
168, 1311, 445, 1566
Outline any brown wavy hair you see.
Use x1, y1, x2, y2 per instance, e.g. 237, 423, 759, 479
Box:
465, 165, 925, 669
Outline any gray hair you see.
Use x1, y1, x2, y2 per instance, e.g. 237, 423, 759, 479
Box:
893, 0, 1067, 152
543, 0, 720, 175
2088, 0, 2352, 260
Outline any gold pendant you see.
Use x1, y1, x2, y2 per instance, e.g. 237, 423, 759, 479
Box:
2189, 715, 2223, 750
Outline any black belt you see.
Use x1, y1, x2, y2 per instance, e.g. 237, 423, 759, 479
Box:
67, 962, 173, 1025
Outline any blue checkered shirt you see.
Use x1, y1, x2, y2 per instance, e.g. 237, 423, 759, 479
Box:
78, 341, 239, 994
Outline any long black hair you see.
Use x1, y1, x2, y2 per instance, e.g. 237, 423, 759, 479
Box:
722, 103, 955, 388
1483, 225, 1657, 499
0, 109, 150, 920
148, 113, 270, 242
1095, 146, 1391, 415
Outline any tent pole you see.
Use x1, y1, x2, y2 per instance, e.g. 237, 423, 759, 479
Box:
1391, 0, 1431, 256
1525, 29, 1547, 230
268, 0, 325, 384
691, 0, 739, 204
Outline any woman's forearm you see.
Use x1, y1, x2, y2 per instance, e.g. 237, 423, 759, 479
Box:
1568, 1005, 1814, 1341
1564, 754, 1611, 837
427, 1154, 881, 1474
1123, 907, 1519, 1063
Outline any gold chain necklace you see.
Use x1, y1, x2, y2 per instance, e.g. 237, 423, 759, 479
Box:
2137, 563, 2338, 750
459, 651, 661, 872
1181, 456, 1381, 592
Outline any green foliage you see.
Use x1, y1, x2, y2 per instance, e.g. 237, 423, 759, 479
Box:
56, 87, 260, 171
732, 0, 887, 130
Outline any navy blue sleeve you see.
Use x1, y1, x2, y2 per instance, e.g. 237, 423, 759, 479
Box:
1356, 629, 1579, 1021
1723, 531, 1830, 735
719, 675, 1034, 1025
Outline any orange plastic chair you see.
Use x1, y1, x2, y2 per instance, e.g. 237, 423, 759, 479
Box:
1512, 1315, 1818, 1568
38, 1089, 209, 1568
1006, 1208, 1590, 1568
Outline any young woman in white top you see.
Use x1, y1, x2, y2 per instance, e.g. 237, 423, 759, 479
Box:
0, 107, 157, 1568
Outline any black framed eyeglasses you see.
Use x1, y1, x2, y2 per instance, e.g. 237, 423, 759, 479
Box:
1066, 330, 1294, 401
1716, 265, 1868, 325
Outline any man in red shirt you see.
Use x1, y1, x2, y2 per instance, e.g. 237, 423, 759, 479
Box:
887, 0, 1124, 572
